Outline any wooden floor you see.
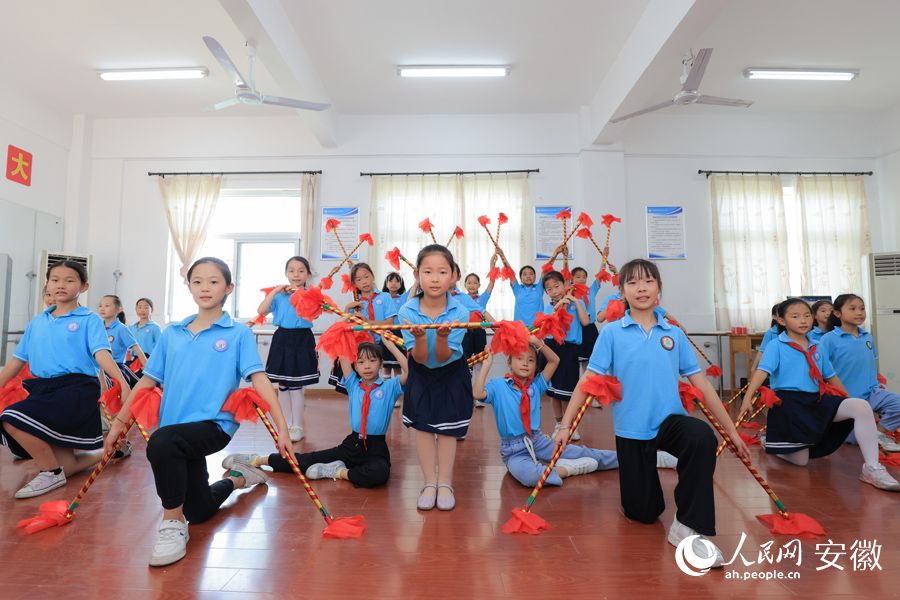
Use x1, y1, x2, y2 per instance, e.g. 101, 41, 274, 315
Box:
2, 393, 899, 599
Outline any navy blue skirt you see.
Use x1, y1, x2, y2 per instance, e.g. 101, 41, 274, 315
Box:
266, 327, 320, 389
765, 390, 854, 459
402, 357, 473, 436
0, 373, 103, 456
577, 323, 599, 361
328, 358, 349, 396
541, 339, 580, 399
471, 328, 487, 356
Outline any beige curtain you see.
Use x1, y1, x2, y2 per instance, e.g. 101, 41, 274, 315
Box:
710, 174, 790, 331
300, 173, 318, 262
158, 175, 222, 280
796, 175, 871, 296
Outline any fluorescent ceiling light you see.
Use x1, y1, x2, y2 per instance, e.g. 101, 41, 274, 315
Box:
743, 68, 858, 81
98, 67, 209, 81
397, 65, 509, 78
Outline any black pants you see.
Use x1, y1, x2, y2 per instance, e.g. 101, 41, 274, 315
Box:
615, 414, 718, 536
146, 421, 234, 524
268, 432, 391, 489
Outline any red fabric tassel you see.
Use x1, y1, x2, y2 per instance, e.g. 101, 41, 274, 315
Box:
100, 381, 123, 415
385, 247, 402, 271
678, 381, 702, 413
487, 266, 501, 281
248, 314, 267, 328
0, 377, 29, 410
498, 212, 509, 226
322, 515, 368, 539
570, 283, 590, 300
418, 218, 434, 233
706, 364, 723, 378
453, 226, 465, 239
341, 274, 357, 295
605, 299, 625, 323
738, 431, 761, 446
359, 233, 374, 246
20, 364, 33, 380
16, 500, 71, 534
541, 262, 555, 274
560, 268, 573, 281
557, 308, 574, 334
601, 214, 621, 227
611, 274, 619, 286
129, 359, 143, 373
291, 287, 334, 321
666, 318, 679, 326
740, 421, 762, 430
595, 269, 611, 283
756, 512, 826, 539
577, 212, 593, 228
316, 322, 373, 362
757, 386, 781, 408
477, 215, 491, 228
130, 388, 162, 428
555, 209, 571, 220
580, 373, 622, 406
502, 507, 552, 535
878, 373, 887, 386
260, 285, 279, 295
325, 219, 341, 233
576, 228, 592, 239
222, 388, 271, 423
319, 276, 333, 290
500, 266, 516, 281
879, 453, 900, 466
823, 383, 847, 398
533, 312, 565, 343
489, 321, 531, 358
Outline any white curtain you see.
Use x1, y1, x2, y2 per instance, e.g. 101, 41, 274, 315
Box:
300, 173, 318, 263
369, 173, 530, 319
796, 175, 871, 296
710, 174, 790, 331
158, 175, 222, 280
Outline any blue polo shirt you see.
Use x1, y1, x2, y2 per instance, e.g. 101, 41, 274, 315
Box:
105, 319, 139, 363
757, 332, 835, 393
759, 326, 779, 352
129, 320, 162, 353
391, 291, 410, 313
357, 290, 399, 343
269, 291, 313, 329
469, 290, 491, 311
451, 289, 482, 317
587, 310, 701, 440
808, 327, 825, 343
483, 373, 550, 437
512, 282, 544, 327
341, 371, 403, 435
541, 301, 582, 344
581, 280, 601, 322
14, 306, 110, 378
143, 312, 265, 437
819, 327, 879, 399
398, 293, 469, 368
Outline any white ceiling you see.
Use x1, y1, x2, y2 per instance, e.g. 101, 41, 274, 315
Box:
2, 0, 900, 125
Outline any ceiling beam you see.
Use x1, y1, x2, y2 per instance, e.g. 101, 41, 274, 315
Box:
219, 0, 338, 147
587, 0, 728, 145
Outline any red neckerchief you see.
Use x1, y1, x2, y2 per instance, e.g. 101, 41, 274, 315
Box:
504, 373, 535, 436
359, 292, 378, 321
358, 380, 379, 449
783, 339, 825, 397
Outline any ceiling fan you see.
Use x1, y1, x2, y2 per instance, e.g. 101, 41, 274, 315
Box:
201, 36, 331, 112
609, 48, 753, 123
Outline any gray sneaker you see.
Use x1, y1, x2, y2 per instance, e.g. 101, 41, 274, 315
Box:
306, 460, 346, 480
222, 453, 259, 471
15, 469, 67, 499
227, 458, 268, 489
877, 432, 900, 453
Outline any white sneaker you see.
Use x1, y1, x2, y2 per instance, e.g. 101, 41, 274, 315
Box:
149, 519, 189, 567
860, 463, 900, 491
226, 458, 269, 489
571, 427, 581, 442
556, 457, 599, 477
15, 469, 66, 499
667, 516, 724, 568
289, 426, 304, 442
306, 460, 346, 480
474, 399, 486, 408
877, 432, 900, 453
222, 453, 259, 471
759, 435, 766, 449
656, 451, 678, 469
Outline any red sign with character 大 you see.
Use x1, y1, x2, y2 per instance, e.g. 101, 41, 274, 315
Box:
7, 145, 32, 186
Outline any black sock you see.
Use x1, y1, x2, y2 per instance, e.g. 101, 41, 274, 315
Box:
44, 467, 63, 475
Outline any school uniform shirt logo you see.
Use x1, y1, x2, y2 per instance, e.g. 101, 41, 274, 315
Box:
108, 335, 115, 343
375, 299, 382, 305
528, 387, 536, 397
814, 352, 821, 361
67, 322, 79, 332
144, 328, 151, 333
373, 389, 384, 399
213, 339, 229, 352
867, 341, 874, 350
660, 336, 675, 351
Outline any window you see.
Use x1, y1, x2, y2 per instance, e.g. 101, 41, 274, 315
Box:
166, 191, 303, 322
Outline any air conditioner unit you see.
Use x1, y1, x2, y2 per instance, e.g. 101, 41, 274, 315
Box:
861, 252, 900, 394
36, 251, 93, 315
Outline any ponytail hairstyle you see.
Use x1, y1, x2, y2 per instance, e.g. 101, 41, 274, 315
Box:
775, 298, 810, 334
811, 300, 833, 331
382, 272, 406, 295
103, 294, 127, 324
827, 293, 864, 332
617, 259, 662, 311
769, 302, 781, 328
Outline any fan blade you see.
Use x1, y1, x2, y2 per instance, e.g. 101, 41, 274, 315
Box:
201, 98, 241, 112
261, 95, 331, 111
203, 36, 249, 89
681, 48, 712, 92
696, 95, 754, 107
609, 99, 676, 123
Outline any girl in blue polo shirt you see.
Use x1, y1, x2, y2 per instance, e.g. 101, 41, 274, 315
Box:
464, 265, 497, 391
474, 336, 624, 487
382, 272, 408, 379
399, 244, 472, 511
820, 294, 900, 453
540, 270, 590, 442
810, 299, 833, 342
98, 295, 146, 388
130, 297, 163, 355
571, 267, 602, 366
741, 297, 899, 491
0, 260, 132, 499
496, 247, 544, 328
258, 256, 319, 443
229, 335, 408, 487
557, 258, 749, 569
105, 257, 292, 567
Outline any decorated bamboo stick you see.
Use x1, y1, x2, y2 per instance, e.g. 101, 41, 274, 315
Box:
66, 418, 136, 519
562, 216, 568, 273
319, 300, 406, 349
101, 390, 150, 442
727, 382, 751, 405
716, 396, 764, 456
352, 321, 500, 332
545, 222, 583, 266
324, 235, 374, 282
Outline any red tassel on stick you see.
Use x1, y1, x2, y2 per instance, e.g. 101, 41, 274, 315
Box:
601, 214, 621, 227
489, 321, 531, 357
823, 383, 847, 398
879, 453, 900, 466
570, 283, 590, 300
706, 365, 723, 378
248, 314, 267, 327
756, 513, 827, 539
130, 388, 162, 428
487, 266, 501, 281
100, 381, 124, 415
560, 268, 573, 281
533, 312, 565, 343
260, 285, 279, 295
500, 265, 516, 281
325, 219, 340, 232
385, 247, 402, 270
611, 274, 619, 286
477, 215, 491, 228
20, 364, 33, 380
739, 431, 761, 446
341, 274, 357, 295
541, 262, 555, 274
557, 308, 573, 334
498, 213, 508, 226
0, 377, 28, 410
418, 218, 434, 233
741, 422, 762, 430
595, 269, 611, 283
605, 299, 625, 323
581, 373, 622, 406
577, 212, 593, 227
291, 286, 334, 321
555, 209, 571, 220
316, 322, 366, 362
359, 233, 374, 246
678, 381, 702, 413
758, 386, 782, 408
576, 228, 592, 239
319, 276, 334, 290
16, 500, 71, 534
222, 388, 271, 423
503, 508, 552, 535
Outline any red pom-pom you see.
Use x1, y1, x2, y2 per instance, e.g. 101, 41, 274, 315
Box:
487, 266, 501, 281
601, 214, 621, 228
341, 273, 357, 294
100, 380, 123, 415
606, 299, 625, 322
19, 364, 33, 380
325, 219, 341, 233
385, 247, 402, 271
453, 226, 464, 239
478, 215, 491, 228
577, 212, 593, 227
16, 500, 71, 534
290, 286, 334, 321
740, 421, 762, 430
489, 321, 531, 357
260, 285, 279, 295
501, 266, 516, 281
581, 373, 622, 406
757, 386, 781, 408
878, 373, 887, 385
556, 307, 574, 334
0, 377, 29, 410
130, 388, 162, 427
418, 218, 434, 233
498, 212, 508, 226
823, 383, 847, 398
570, 283, 590, 300
611, 274, 619, 286
738, 431, 761, 446
533, 312, 565, 343
248, 313, 267, 327
222, 388, 271, 423
596, 270, 611, 283
315, 322, 373, 362
555, 209, 571, 220
129, 360, 142, 373
541, 262, 555, 274
706, 365, 723, 378
678, 381, 702, 413
319, 276, 333, 290
576, 228, 592, 239
560, 268, 573, 281
359, 233, 374, 246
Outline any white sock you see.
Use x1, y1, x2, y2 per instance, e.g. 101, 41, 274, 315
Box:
290, 388, 306, 428
278, 388, 293, 427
